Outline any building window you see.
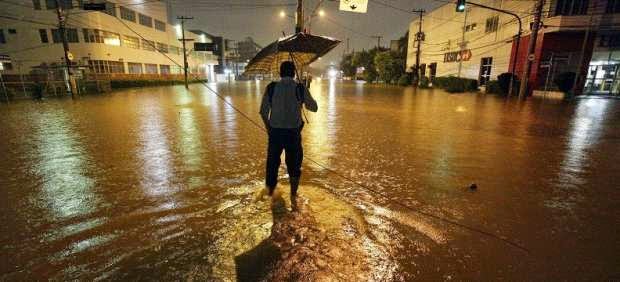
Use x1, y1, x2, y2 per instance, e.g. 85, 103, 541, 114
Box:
0, 30, 5, 44
160, 65, 170, 74
479, 57, 493, 85
465, 23, 477, 32
67, 29, 79, 42
154, 20, 166, 31
156, 42, 168, 53
39, 29, 48, 43
104, 2, 116, 17
52, 28, 79, 43
1, 62, 13, 70
120, 6, 136, 22
89, 60, 124, 73
128, 62, 142, 74
138, 14, 152, 27
122, 35, 140, 49
145, 64, 158, 74
554, 0, 589, 15
142, 39, 155, 51
102, 31, 120, 46
607, 0, 620, 13
33, 0, 41, 10
8, 29, 16, 34
429, 62, 437, 80
45, 0, 55, 9
485, 16, 499, 33
599, 34, 620, 47
83, 29, 103, 43
46, 0, 72, 9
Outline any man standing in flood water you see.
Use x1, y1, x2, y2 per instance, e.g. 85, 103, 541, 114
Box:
259, 61, 318, 200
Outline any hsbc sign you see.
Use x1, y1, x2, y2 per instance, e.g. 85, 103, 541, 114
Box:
443, 49, 472, 63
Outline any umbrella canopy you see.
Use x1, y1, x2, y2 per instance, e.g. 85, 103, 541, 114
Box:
243, 32, 341, 76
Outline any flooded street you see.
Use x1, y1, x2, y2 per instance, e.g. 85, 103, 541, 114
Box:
1, 80, 619, 280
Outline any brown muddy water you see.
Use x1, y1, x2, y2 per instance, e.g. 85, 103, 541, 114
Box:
1, 80, 619, 281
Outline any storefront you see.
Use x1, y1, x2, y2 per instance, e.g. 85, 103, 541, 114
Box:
585, 49, 620, 95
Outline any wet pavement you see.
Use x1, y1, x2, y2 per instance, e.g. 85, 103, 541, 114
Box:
1, 80, 619, 280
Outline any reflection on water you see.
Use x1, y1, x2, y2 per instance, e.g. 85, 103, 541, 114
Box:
1, 82, 619, 280
138, 100, 174, 196
34, 110, 97, 219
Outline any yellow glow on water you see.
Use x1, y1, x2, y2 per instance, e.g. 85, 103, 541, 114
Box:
178, 107, 203, 173
35, 111, 97, 219
138, 101, 173, 196
559, 99, 610, 188
455, 105, 467, 112
305, 80, 336, 166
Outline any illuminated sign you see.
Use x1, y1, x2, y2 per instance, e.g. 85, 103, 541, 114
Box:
443, 49, 472, 62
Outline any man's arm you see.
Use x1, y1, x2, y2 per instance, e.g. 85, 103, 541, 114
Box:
302, 87, 318, 112
259, 86, 271, 130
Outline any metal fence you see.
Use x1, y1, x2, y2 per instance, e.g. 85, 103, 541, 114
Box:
0, 73, 112, 100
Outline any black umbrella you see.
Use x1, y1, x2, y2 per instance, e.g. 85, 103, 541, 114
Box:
244, 32, 341, 76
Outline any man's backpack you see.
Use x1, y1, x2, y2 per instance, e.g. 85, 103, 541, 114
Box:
266, 81, 305, 104
266, 81, 307, 129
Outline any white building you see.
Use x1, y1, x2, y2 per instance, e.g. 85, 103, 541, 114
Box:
0, 0, 218, 79
407, 0, 620, 95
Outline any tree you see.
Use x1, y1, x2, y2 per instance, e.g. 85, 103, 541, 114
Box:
340, 53, 356, 77
374, 51, 405, 84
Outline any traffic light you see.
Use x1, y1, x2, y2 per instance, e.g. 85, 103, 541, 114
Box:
456, 0, 466, 12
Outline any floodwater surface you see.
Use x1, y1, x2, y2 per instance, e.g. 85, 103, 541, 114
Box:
1, 81, 619, 280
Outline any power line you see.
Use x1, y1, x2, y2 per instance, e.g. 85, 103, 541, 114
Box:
114, 15, 530, 255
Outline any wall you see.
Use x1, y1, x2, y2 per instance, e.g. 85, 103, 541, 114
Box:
0, 0, 217, 76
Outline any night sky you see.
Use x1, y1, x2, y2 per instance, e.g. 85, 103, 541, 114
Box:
169, 0, 443, 69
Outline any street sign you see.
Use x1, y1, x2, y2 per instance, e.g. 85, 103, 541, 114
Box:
339, 0, 368, 13
528, 54, 535, 61
194, 42, 218, 52
0, 54, 11, 63
443, 49, 471, 62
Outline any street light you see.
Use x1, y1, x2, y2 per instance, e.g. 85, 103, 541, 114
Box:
318, 9, 325, 17
279, 10, 286, 18
456, 0, 466, 12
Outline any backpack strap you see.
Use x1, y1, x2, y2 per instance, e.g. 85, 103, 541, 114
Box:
266, 82, 277, 104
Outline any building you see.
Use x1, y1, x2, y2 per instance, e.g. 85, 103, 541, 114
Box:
236, 37, 262, 63
407, 0, 620, 95
0, 0, 218, 80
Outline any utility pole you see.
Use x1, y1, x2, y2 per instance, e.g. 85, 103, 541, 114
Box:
518, 0, 544, 100
457, 7, 468, 78
371, 35, 383, 49
413, 9, 425, 86
55, 0, 74, 98
296, 0, 304, 33
572, 13, 593, 95
346, 37, 350, 53
177, 16, 193, 89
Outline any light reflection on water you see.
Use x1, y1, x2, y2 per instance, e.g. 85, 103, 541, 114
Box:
0, 82, 619, 280
34, 110, 97, 219
137, 100, 174, 197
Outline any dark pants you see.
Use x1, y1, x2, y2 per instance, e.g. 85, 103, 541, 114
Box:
266, 127, 303, 191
